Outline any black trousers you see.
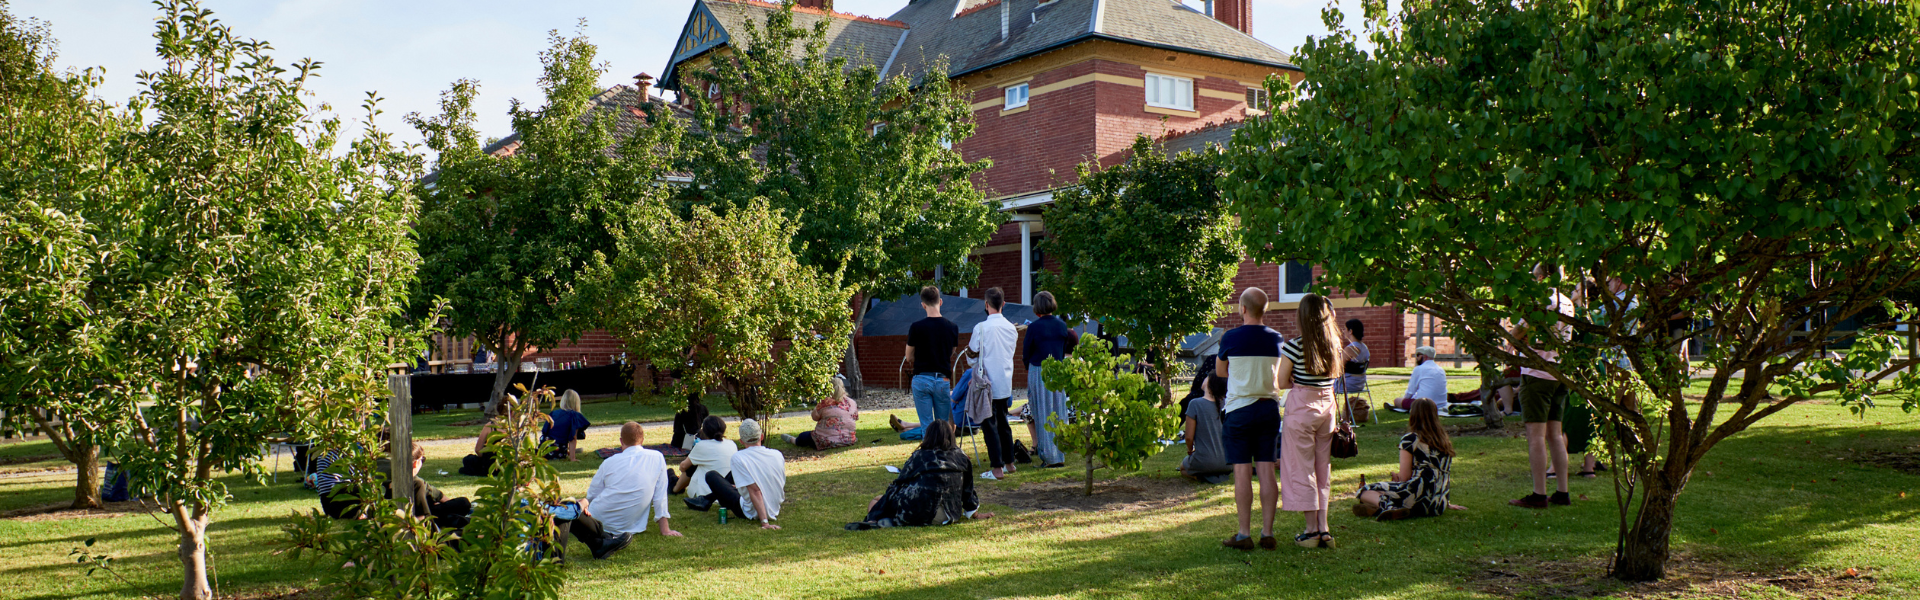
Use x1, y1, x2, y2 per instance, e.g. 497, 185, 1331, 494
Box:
552, 504, 612, 560
794, 431, 817, 448
980, 397, 1014, 469
702, 471, 746, 514
427, 497, 472, 529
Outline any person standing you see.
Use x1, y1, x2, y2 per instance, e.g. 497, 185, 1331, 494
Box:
1216, 287, 1285, 550
968, 287, 1020, 480
686, 419, 787, 530
585, 422, 682, 537
1279, 293, 1344, 548
1022, 291, 1077, 469
901, 286, 962, 439
1510, 264, 1576, 509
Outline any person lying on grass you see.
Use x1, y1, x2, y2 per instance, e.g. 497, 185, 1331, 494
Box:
1354, 398, 1465, 520
847, 420, 993, 530
685, 419, 787, 530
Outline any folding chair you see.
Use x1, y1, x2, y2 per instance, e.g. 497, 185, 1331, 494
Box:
1338, 377, 1378, 425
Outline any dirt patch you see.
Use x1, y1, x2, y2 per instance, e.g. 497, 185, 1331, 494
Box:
985, 476, 1198, 512
3, 500, 157, 522
1469, 552, 1877, 599
1451, 423, 1527, 438
1854, 448, 1920, 476
226, 587, 330, 600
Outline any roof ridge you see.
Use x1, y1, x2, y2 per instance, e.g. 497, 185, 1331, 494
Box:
713, 0, 910, 27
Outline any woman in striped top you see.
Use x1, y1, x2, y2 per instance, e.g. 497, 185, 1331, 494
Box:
1278, 293, 1343, 548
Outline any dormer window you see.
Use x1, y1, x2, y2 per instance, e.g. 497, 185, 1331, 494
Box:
1004, 83, 1030, 110
1145, 73, 1193, 111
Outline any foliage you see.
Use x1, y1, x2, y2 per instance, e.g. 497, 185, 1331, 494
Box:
592, 199, 853, 421
1040, 135, 1242, 403
284, 387, 566, 600
675, 4, 1000, 392
1223, 0, 1919, 581
0, 1, 129, 510
409, 25, 660, 413
1041, 335, 1179, 495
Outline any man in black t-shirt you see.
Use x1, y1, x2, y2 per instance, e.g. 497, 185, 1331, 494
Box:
898, 286, 961, 437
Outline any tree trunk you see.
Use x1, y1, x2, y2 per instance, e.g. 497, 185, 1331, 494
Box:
1612, 473, 1679, 581
175, 510, 212, 600
843, 294, 868, 399
1084, 417, 1095, 496
72, 443, 102, 510
486, 346, 524, 416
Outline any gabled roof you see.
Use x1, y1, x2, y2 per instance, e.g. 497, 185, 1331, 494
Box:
665, 0, 1296, 91
420, 84, 692, 185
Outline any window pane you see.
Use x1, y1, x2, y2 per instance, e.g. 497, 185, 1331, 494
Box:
1177, 79, 1192, 110
1284, 261, 1311, 294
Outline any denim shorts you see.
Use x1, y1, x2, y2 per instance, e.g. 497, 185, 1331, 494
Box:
1222, 399, 1280, 464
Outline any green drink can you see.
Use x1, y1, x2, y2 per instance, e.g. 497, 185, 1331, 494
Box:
718, 507, 728, 524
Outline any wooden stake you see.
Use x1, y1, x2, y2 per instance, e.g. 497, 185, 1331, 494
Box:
389, 373, 414, 513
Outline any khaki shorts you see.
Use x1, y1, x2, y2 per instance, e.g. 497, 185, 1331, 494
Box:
1519, 375, 1568, 423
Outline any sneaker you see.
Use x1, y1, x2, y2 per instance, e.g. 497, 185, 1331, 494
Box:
889, 414, 906, 433
782, 434, 799, 446
1222, 534, 1256, 550
980, 470, 1000, 481
592, 533, 632, 560
1549, 491, 1572, 506
683, 496, 714, 512
1508, 493, 1549, 509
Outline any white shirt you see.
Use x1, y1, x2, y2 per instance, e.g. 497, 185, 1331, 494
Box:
684, 438, 737, 497
1403, 359, 1449, 409
730, 445, 787, 521
1519, 290, 1575, 381
585, 445, 671, 535
968, 313, 1018, 399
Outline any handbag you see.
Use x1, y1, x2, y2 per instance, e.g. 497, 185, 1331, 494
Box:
1330, 422, 1358, 459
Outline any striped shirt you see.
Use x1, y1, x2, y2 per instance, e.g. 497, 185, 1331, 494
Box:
1280, 338, 1338, 388
312, 450, 343, 495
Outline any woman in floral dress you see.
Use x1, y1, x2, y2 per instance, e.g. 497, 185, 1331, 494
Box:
1355, 398, 1455, 520
787, 376, 860, 450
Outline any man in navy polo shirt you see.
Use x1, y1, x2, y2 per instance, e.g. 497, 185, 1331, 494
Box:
1215, 287, 1285, 550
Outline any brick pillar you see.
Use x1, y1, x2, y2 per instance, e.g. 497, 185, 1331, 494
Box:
1214, 0, 1251, 34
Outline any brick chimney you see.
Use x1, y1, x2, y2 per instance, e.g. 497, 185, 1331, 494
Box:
633, 72, 655, 100
795, 0, 832, 10
1214, 0, 1250, 34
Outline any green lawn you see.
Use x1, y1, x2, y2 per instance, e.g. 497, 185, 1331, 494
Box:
0, 396, 1914, 599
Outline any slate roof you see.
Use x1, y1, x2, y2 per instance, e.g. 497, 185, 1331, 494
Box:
1158, 119, 1244, 156
668, 0, 1296, 90
420, 84, 692, 185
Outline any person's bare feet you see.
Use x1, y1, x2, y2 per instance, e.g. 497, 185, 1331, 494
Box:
1448, 503, 1468, 511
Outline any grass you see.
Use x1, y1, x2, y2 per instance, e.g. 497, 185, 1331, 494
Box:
0, 392, 1915, 599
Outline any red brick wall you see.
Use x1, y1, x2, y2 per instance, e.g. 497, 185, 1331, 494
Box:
1207, 260, 1408, 369
526, 330, 629, 367
962, 61, 1100, 198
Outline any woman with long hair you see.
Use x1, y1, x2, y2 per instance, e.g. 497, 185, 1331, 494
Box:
1278, 293, 1343, 548
849, 420, 993, 529
541, 389, 592, 461
1355, 398, 1456, 520
786, 376, 861, 450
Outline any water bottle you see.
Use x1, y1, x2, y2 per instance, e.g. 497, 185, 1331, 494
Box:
717, 507, 729, 524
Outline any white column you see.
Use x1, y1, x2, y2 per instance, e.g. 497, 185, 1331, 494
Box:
1020, 221, 1033, 305
959, 254, 969, 298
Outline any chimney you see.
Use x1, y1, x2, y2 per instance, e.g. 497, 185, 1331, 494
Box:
633, 72, 655, 100
1214, 0, 1250, 34
795, 0, 832, 10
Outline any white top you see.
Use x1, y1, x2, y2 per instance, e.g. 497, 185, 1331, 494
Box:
1404, 359, 1450, 409
1519, 291, 1575, 381
729, 445, 787, 521
685, 438, 738, 497
968, 313, 1019, 399
585, 445, 671, 535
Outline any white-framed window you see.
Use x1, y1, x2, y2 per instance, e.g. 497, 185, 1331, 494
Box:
1145, 73, 1194, 111
1245, 87, 1270, 111
1004, 83, 1029, 110
1278, 260, 1312, 301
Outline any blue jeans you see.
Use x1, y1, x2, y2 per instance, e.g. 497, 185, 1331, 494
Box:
911, 374, 951, 430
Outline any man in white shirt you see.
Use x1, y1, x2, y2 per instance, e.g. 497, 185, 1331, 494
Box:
1395, 346, 1450, 411
683, 419, 786, 530
585, 422, 682, 537
966, 287, 1020, 480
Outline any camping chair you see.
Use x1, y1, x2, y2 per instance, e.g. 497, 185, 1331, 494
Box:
1338, 376, 1378, 425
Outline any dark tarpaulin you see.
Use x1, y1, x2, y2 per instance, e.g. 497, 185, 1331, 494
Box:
407, 364, 634, 412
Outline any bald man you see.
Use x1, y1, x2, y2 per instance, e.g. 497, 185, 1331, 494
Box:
584, 422, 681, 537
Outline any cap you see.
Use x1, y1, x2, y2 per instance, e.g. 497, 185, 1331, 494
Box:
1414, 346, 1437, 359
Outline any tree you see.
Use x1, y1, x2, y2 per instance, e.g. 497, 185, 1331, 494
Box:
35, 2, 426, 597
410, 26, 654, 414
1040, 135, 1244, 404
594, 199, 854, 421
0, 3, 127, 510
1040, 335, 1179, 496
676, 4, 999, 396
1223, 0, 1919, 581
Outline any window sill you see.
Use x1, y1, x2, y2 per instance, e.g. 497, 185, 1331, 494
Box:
1001, 104, 1029, 115
1144, 105, 1198, 118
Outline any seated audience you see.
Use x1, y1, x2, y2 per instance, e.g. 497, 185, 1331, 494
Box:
1181, 369, 1233, 484
1335, 319, 1371, 394
685, 419, 787, 530
847, 420, 992, 529
585, 422, 681, 537
459, 405, 514, 476
1354, 398, 1456, 520
394, 441, 472, 529
538, 496, 632, 561
1389, 346, 1450, 411
786, 377, 859, 450
670, 416, 736, 496
671, 393, 710, 450
542, 390, 592, 462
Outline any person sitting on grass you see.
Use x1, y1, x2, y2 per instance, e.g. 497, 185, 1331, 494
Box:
585, 422, 682, 537
670, 392, 709, 452
686, 419, 787, 530
847, 420, 992, 529
542, 389, 592, 462
786, 376, 860, 451
1389, 346, 1449, 411
459, 404, 514, 476
1355, 398, 1456, 521
394, 441, 472, 530
670, 416, 736, 496
1181, 363, 1232, 484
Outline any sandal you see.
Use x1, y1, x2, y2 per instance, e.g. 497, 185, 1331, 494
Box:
1319, 532, 1337, 549
1294, 532, 1322, 548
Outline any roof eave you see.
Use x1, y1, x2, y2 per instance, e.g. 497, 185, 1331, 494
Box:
944, 32, 1300, 82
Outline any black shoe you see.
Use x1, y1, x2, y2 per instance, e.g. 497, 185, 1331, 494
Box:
1041, 462, 1067, 469
683, 496, 714, 512
591, 533, 632, 560
1549, 491, 1572, 506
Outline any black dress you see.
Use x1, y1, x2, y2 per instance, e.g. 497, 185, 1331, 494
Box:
848, 448, 980, 529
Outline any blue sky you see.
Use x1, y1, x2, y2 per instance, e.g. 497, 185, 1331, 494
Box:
13, 0, 1364, 149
